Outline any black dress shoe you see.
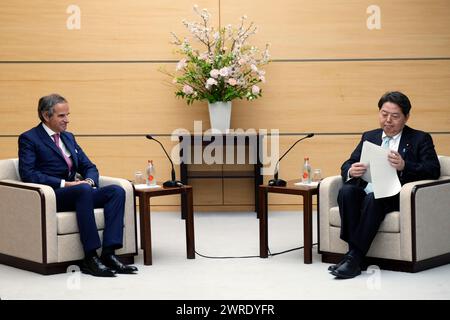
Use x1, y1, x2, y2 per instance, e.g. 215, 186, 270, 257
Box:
81, 256, 116, 277
101, 254, 138, 274
331, 256, 361, 279
328, 256, 348, 272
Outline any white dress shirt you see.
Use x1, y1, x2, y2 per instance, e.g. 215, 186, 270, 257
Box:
382, 131, 402, 152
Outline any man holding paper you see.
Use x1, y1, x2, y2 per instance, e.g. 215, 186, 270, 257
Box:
330, 91, 440, 279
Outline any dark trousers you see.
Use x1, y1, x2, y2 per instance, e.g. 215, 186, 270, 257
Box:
337, 183, 399, 256
55, 184, 125, 254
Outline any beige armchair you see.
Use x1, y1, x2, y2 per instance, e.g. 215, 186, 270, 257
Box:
318, 155, 450, 272
0, 158, 137, 275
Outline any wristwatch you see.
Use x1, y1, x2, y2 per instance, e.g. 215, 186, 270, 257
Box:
85, 178, 95, 188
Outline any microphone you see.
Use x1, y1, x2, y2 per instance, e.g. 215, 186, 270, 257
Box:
268, 133, 314, 187
146, 135, 183, 188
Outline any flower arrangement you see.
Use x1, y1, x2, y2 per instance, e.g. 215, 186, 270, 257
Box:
165, 5, 270, 105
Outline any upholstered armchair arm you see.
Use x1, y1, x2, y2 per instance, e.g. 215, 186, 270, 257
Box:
0, 180, 58, 263
318, 175, 343, 252
399, 179, 450, 261
98, 176, 136, 255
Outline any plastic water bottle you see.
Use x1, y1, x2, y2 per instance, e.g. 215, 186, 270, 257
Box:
146, 160, 156, 186
302, 157, 312, 184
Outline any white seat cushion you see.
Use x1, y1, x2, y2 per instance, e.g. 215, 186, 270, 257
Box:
56, 208, 105, 235
329, 206, 400, 233
438, 155, 450, 176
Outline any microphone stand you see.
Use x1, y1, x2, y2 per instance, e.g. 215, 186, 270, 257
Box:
268, 133, 314, 187
146, 135, 183, 188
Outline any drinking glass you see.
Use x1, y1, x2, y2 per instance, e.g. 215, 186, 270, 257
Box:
312, 169, 322, 182
134, 171, 144, 185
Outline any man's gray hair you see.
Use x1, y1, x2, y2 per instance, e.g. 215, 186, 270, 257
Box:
38, 94, 67, 122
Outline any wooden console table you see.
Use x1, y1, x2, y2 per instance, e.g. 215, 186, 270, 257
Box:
258, 180, 319, 264
134, 185, 195, 265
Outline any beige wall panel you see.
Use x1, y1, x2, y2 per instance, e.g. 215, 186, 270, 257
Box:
2, 0, 448, 60
0, 0, 219, 61
231, 61, 450, 133
75, 137, 178, 181
261, 135, 359, 182
0, 63, 212, 135
2, 134, 449, 208
76, 136, 181, 206
223, 178, 254, 205
0, 138, 19, 159
1, 60, 449, 135
221, 0, 450, 59
261, 135, 360, 204
434, 135, 450, 157
2, 135, 449, 181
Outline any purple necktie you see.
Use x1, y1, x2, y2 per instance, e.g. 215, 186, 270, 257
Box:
52, 133, 73, 173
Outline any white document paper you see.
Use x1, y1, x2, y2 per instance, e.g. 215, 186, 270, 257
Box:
360, 141, 402, 199
134, 184, 162, 190
294, 181, 319, 187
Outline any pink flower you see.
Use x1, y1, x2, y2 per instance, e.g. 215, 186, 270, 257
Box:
176, 59, 187, 71
182, 84, 194, 95
219, 67, 229, 77
199, 52, 209, 60
228, 78, 237, 86
252, 85, 260, 95
210, 69, 220, 78
206, 78, 218, 88
168, 7, 271, 104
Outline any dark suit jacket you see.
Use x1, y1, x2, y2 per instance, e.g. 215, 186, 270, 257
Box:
341, 125, 440, 186
18, 123, 99, 189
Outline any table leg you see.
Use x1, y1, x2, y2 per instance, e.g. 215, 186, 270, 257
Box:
303, 193, 313, 264
181, 192, 187, 220
138, 196, 145, 249
185, 188, 195, 259
139, 195, 152, 265
259, 187, 269, 258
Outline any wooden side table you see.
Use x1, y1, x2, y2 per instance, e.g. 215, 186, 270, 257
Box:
258, 180, 319, 264
134, 185, 195, 265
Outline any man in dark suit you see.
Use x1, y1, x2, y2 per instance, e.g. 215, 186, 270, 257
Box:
330, 91, 440, 279
19, 94, 138, 277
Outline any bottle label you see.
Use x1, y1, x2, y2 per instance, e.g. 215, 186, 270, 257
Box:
303, 172, 309, 179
